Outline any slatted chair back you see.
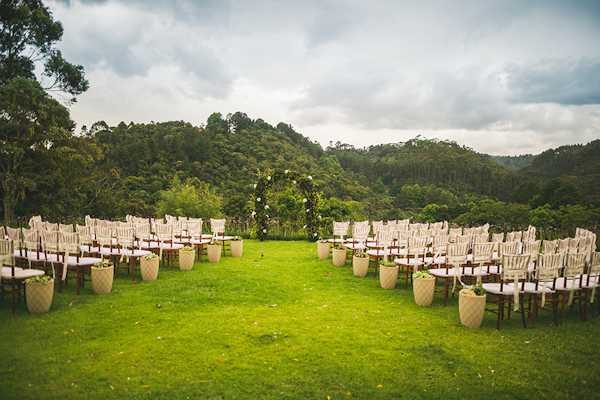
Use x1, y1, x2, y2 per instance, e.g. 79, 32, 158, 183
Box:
59, 223, 73, 233
522, 240, 541, 257
170, 220, 184, 238
6, 227, 21, 248
95, 227, 114, 249
445, 242, 469, 273
473, 233, 489, 244
567, 237, 580, 254
187, 221, 203, 239
0, 226, 5, 240
116, 227, 136, 249
472, 226, 483, 235
449, 228, 462, 238
40, 230, 60, 255
153, 222, 173, 242
406, 236, 428, 260
22, 229, 40, 253
210, 218, 226, 237
333, 221, 350, 239
564, 253, 587, 278
557, 238, 569, 253
431, 235, 450, 257
76, 224, 93, 254
43, 222, 59, 232
535, 252, 563, 282
454, 235, 472, 244
500, 254, 531, 282
59, 232, 80, 255
542, 239, 558, 254
352, 224, 370, 246
498, 241, 520, 257
472, 242, 495, 265
506, 231, 522, 242
0, 239, 15, 267
462, 227, 474, 236
588, 252, 600, 281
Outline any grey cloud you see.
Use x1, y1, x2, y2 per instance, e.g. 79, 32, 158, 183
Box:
504, 58, 600, 105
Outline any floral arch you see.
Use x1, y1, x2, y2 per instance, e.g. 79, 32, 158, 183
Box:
252, 169, 322, 241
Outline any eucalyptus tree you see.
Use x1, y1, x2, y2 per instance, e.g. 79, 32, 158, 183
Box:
0, 0, 88, 223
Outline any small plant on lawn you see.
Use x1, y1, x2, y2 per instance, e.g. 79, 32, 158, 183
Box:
354, 250, 368, 258
413, 269, 433, 279
93, 259, 113, 268
381, 261, 396, 267
460, 283, 486, 296
24, 275, 52, 284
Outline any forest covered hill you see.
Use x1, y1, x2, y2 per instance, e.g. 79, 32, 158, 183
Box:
6, 111, 600, 236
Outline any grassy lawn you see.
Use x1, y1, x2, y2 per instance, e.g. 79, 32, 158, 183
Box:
1, 240, 599, 399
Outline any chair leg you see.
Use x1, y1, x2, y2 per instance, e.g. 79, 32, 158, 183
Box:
496, 296, 503, 330
552, 293, 558, 326
532, 295, 538, 329
520, 297, 527, 329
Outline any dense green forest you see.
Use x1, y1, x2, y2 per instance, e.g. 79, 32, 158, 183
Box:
4, 110, 600, 241
2, 1, 598, 241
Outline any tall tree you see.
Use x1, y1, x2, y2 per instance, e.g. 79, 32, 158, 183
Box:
0, 0, 88, 223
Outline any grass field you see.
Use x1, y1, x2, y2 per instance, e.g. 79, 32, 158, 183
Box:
1, 240, 599, 399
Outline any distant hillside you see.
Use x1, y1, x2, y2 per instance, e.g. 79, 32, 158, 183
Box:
488, 154, 535, 171
519, 139, 600, 203
326, 138, 522, 202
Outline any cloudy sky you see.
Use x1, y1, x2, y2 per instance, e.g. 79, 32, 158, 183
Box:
48, 0, 600, 155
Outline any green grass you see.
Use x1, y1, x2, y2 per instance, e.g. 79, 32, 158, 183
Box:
1, 240, 599, 399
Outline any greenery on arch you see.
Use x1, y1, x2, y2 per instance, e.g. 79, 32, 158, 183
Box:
252, 169, 322, 241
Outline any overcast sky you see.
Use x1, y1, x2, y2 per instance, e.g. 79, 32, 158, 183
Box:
48, 0, 600, 156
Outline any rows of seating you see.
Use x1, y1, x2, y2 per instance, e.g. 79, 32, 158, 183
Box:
0, 215, 234, 313
326, 220, 599, 329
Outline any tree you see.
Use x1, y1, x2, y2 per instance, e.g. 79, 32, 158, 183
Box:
0, 0, 88, 223
0, 0, 88, 100
0, 77, 73, 222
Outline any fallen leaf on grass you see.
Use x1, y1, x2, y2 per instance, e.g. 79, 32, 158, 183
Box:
324, 272, 329, 275
525, 341, 530, 344
7, 367, 14, 372
89, 353, 95, 357
478, 372, 482, 379
135, 321, 140, 325
68, 301, 74, 306
269, 304, 277, 307
142, 385, 149, 388
206, 330, 213, 334
66, 360, 71, 364
218, 358, 228, 362
63, 331, 68, 334
157, 337, 164, 340
377, 384, 383, 388
110, 385, 114, 390
156, 304, 162, 308
346, 392, 352, 396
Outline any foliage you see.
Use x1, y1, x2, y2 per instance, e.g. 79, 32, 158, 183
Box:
23, 275, 52, 284
156, 176, 222, 219
413, 270, 433, 279
461, 283, 486, 296
252, 169, 322, 241
143, 253, 158, 259
181, 246, 194, 251
92, 259, 113, 268
0, 0, 87, 224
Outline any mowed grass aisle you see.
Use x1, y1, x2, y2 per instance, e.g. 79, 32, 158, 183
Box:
1, 240, 599, 399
